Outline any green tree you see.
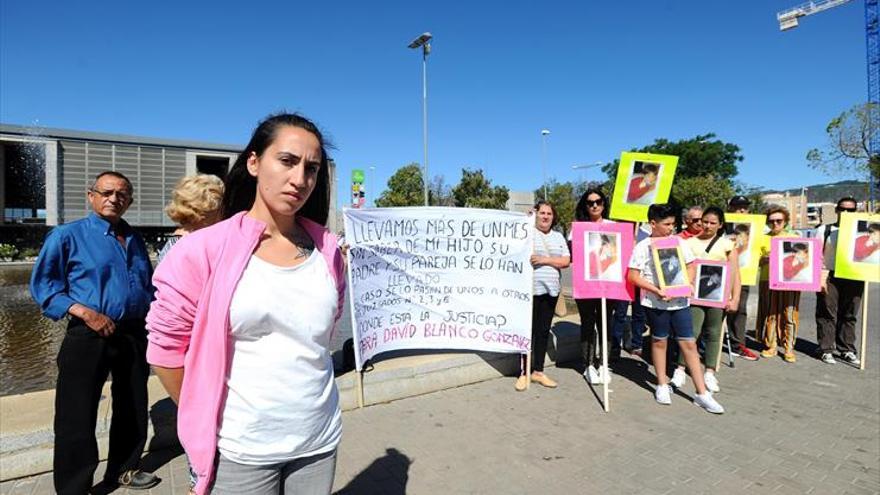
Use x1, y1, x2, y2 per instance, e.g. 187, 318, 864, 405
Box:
807, 103, 880, 179
671, 175, 735, 211
533, 179, 579, 235
428, 175, 455, 206
375, 163, 424, 207
601, 133, 742, 183
600, 133, 744, 209
451, 168, 509, 209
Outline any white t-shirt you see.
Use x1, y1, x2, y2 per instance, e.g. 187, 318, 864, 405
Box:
218, 251, 342, 464
533, 228, 570, 296
815, 224, 839, 271
628, 236, 695, 310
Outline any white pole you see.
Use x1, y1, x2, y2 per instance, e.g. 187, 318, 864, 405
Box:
422, 48, 429, 206
541, 130, 549, 200
601, 297, 610, 412
860, 282, 869, 371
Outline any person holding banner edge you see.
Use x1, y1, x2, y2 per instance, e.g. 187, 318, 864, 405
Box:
146, 113, 346, 494
626, 203, 724, 414
670, 207, 741, 393
516, 200, 571, 391
572, 188, 615, 385
815, 197, 863, 366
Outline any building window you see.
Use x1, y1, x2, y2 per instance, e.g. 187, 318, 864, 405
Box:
2, 141, 46, 224
196, 155, 230, 179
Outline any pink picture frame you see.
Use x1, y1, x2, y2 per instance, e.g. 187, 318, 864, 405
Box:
571, 221, 634, 301
690, 260, 732, 308
769, 237, 822, 292
651, 237, 692, 298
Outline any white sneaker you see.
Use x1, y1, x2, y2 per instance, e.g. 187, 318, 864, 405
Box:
841, 352, 861, 366
670, 367, 686, 388
820, 352, 836, 365
655, 384, 672, 405
694, 392, 725, 414
585, 365, 600, 385
598, 365, 612, 385
704, 371, 720, 393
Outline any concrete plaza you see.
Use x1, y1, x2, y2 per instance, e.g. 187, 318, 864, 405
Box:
2, 289, 879, 495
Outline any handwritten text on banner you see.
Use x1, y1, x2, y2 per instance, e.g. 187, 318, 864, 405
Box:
343, 207, 535, 370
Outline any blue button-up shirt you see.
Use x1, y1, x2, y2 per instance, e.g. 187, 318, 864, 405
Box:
30, 213, 155, 321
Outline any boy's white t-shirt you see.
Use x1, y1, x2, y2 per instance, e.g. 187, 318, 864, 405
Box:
628, 236, 695, 310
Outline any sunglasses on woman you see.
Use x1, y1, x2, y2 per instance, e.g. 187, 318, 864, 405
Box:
585, 199, 604, 207
768, 218, 785, 224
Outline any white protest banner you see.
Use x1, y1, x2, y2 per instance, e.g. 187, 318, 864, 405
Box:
344, 207, 534, 370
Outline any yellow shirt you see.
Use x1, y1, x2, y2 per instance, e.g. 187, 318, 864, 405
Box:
759, 230, 798, 281
686, 235, 735, 262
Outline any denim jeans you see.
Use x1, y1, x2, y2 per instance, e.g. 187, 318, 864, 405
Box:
611, 290, 645, 351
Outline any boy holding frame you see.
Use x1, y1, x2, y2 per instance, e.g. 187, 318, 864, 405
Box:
627, 204, 724, 414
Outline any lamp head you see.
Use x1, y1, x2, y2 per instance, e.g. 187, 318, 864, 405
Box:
408, 32, 433, 49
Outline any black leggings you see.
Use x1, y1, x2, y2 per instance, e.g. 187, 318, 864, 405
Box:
528, 294, 558, 372
576, 298, 614, 368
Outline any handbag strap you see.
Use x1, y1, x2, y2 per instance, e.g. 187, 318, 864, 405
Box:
705, 234, 722, 255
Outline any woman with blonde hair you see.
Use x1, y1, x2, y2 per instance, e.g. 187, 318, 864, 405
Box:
158, 174, 225, 262
757, 205, 800, 362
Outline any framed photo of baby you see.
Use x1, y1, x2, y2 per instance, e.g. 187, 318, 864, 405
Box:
834, 212, 880, 283
724, 213, 766, 286
769, 237, 821, 291
571, 221, 634, 301
609, 152, 678, 223
690, 260, 731, 308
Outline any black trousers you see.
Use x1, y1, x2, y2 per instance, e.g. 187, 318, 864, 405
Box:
816, 274, 863, 354
727, 285, 750, 347
576, 298, 614, 367
530, 294, 557, 372
53, 318, 149, 495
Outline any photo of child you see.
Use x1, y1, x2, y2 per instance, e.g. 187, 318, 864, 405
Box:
585, 232, 621, 281
626, 161, 661, 205
781, 241, 811, 282
852, 221, 880, 265
730, 223, 751, 268
697, 264, 725, 302
656, 247, 685, 286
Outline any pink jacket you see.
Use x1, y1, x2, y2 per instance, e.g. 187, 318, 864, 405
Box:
145, 212, 345, 494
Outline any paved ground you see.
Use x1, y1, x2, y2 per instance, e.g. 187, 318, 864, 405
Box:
3, 290, 879, 494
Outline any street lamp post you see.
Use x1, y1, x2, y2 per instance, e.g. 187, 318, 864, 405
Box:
409, 32, 432, 206
541, 129, 550, 200
571, 161, 604, 187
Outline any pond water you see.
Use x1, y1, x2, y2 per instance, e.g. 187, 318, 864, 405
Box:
0, 264, 352, 396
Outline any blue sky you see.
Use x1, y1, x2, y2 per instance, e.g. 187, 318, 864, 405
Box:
0, 1, 867, 204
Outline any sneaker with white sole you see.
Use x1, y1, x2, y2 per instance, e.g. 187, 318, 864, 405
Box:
840, 352, 860, 366
670, 367, 686, 388
655, 384, 672, 405
820, 352, 836, 365
704, 371, 720, 393
694, 392, 725, 414
584, 365, 601, 385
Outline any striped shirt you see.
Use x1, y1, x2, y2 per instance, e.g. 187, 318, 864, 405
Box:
533, 228, 570, 297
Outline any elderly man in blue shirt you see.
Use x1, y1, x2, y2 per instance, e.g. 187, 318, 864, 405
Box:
30, 171, 159, 493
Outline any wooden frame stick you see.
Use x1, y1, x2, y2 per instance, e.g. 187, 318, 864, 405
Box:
601, 297, 610, 412
860, 281, 869, 371
356, 369, 365, 408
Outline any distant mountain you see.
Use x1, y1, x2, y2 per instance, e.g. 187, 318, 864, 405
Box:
764, 180, 870, 204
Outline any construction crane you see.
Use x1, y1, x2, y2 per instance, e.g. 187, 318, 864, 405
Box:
777, 0, 880, 207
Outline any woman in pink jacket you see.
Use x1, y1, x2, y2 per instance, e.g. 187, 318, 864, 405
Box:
146, 113, 346, 494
